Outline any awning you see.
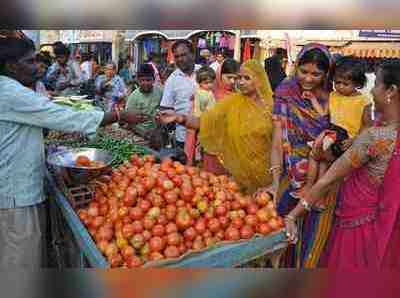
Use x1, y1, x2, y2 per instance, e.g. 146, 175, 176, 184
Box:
339, 42, 400, 58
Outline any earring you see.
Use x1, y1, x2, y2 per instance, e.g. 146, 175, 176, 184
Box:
386, 96, 392, 104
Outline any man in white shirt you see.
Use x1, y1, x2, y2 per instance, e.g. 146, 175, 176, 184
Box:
160, 40, 201, 149
210, 51, 225, 73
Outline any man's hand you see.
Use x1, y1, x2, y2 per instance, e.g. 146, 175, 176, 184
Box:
120, 112, 149, 125
156, 110, 180, 124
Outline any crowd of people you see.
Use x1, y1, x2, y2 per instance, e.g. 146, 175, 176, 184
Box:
1, 30, 400, 269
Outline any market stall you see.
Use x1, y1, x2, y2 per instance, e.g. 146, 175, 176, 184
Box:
187, 30, 236, 64
46, 174, 286, 268
44, 122, 287, 268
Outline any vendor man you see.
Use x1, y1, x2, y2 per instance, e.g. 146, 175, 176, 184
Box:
125, 63, 162, 137
0, 30, 148, 268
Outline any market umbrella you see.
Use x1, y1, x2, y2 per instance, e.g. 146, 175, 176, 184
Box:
242, 38, 251, 62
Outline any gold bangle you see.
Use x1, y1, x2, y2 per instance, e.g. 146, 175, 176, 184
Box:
269, 165, 281, 173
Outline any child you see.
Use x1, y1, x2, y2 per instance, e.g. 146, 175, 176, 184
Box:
294, 57, 371, 209
185, 66, 217, 165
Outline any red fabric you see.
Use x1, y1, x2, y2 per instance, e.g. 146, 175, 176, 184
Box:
202, 153, 228, 175
184, 95, 196, 166
242, 39, 251, 62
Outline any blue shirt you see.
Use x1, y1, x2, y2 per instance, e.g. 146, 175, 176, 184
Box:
95, 75, 127, 100
0, 76, 104, 209
46, 60, 82, 96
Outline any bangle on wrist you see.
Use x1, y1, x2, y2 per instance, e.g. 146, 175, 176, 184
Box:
268, 165, 282, 174
300, 198, 312, 212
285, 214, 296, 222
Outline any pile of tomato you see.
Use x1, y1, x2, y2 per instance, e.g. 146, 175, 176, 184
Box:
77, 155, 284, 268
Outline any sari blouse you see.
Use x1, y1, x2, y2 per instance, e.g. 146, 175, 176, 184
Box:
342, 124, 398, 185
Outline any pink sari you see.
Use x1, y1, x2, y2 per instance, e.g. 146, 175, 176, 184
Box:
377, 130, 400, 268
322, 129, 400, 268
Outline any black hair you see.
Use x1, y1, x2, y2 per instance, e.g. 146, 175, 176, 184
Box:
171, 40, 194, 54
196, 65, 216, 84
53, 41, 70, 57
0, 30, 35, 75
328, 124, 350, 158
137, 63, 155, 78
275, 48, 288, 59
378, 60, 400, 90
333, 56, 367, 88
298, 48, 330, 74
221, 58, 240, 75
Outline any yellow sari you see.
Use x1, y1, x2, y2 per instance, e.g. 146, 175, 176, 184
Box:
199, 60, 274, 194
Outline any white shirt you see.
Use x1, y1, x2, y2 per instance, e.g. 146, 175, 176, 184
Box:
160, 65, 201, 142
210, 61, 222, 73
80, 61, 92, 81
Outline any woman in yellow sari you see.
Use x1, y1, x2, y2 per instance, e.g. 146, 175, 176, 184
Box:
157, 59, 274, 194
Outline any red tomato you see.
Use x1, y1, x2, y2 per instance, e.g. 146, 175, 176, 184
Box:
143, 217, 156, 230
167, 232, 182, 246
183, 227, 197, 241
149, 236, 166, 252
240, 225, 255, 240
175, 211, 192, 231
232, 217, 244, 229
164, 246, 180, 258
152, 224, 165, 237
142, 230, 152, 241
194, 219, 207, 234
131, 220, 144, 234
126, 256, 144, 268
215, 205, 227, 216
257, 223, 272, 235
165, 222, 178, 234
164, 191, 178, 204
149, 251, 165, 261
219, 216, 230, 229
208, 218, 221, 233
165, 205, 177, 221
122, 224, 134, 239
139, 200, 151, 212
157, 214, 168, 226
245, 215, 258, 227
121, 245, 135, 260
129, 207, 144, 221
247, 203, 259, 215
224, 227, 240, 241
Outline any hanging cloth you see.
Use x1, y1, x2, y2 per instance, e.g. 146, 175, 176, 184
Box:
167, 43, 174, 64
242, 39, 252, 62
